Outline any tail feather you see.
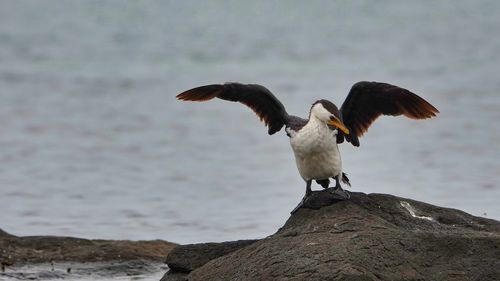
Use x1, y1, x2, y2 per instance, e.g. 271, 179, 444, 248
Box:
342, 172, 351, 187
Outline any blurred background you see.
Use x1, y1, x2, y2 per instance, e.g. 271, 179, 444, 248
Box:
0, 1, 499, 244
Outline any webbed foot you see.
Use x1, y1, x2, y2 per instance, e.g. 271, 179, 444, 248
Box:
328, 186, 351, 200
291, 196, 308, 214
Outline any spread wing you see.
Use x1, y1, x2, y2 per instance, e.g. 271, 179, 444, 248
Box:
176, 83, 289, 135
338, 81, 439, 146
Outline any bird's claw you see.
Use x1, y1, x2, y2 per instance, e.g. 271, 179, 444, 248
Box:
291, 187, 350, 214
329, 186, 351, 200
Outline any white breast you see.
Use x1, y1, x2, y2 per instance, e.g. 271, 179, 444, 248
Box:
288, 118, 342, 181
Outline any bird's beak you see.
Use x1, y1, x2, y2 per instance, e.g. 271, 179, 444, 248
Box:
327, 116, 350, 135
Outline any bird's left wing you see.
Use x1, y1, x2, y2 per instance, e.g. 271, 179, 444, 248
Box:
338, 81, 439, 146
176, 83, 289, 135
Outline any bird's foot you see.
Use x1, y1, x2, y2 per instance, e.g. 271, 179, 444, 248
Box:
328, 186, 351, 200
291, 195, 309, 214
291, 187, 351, 214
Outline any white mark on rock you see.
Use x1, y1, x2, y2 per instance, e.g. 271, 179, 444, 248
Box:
400, 201, 434, 221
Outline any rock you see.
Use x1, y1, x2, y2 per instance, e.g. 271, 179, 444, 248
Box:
0, 229, 14, 238
0, 229, 177, 265
0, 228, 177, 279
162, 240, 258, 280
161, 271, 189, 281
163, 191, 500, 281
166, 239, 258, 273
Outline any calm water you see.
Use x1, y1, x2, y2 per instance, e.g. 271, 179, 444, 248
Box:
1, 1, 499, 245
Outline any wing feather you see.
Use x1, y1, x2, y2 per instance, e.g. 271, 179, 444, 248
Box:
176, 83, 289, 134
339, 81, 439, 146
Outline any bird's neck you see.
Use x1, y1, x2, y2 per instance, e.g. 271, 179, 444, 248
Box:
305, 115, 328, 131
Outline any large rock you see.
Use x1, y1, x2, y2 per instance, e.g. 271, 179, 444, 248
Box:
164, 191, 500, 281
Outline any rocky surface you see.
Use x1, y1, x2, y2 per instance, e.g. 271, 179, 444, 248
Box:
166, 239, 258, 273
163, 190, 500, 281
0, 229, 176, 279
0, 230, 176, 265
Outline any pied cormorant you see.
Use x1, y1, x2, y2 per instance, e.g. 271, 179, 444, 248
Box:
176, 81, 439, 213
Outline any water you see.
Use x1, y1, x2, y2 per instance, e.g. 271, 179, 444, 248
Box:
1, 261, 166, 281
1, 1, 499, 245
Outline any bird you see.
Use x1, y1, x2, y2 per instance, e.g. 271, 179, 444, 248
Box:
176, 81, 439, 213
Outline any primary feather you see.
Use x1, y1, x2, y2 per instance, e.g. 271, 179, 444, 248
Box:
176, 83, 289, 135
339, 81, 439, 146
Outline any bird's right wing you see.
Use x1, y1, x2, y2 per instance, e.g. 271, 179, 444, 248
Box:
176, 83, 289, 135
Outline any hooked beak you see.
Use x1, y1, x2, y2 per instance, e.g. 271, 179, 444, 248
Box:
327, 116, 350, 135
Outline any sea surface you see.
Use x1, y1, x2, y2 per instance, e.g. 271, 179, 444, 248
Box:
1, 1, 499, 246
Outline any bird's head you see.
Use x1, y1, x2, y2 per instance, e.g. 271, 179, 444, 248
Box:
310, 100, 350, 135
